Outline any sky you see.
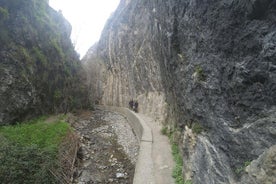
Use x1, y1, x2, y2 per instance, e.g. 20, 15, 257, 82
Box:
49, 0, 120, 58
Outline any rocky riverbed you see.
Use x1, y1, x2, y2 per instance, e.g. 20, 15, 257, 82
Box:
69, 109, 139, 184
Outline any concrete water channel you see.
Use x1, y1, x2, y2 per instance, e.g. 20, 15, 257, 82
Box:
71, 106, 174, 184
98, 106, 175, 184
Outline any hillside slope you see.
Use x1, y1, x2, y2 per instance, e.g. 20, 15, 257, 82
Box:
84, 0, 276, 183
0, 0, 88, 125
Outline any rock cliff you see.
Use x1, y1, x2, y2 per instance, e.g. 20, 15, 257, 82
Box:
84, 0, 276, 183
0, 0, 88, 125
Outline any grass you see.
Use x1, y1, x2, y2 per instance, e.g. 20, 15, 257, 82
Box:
0, 116, 71, 183
161, 126, 185, 184
171, 142, 184, 184
184, 180, 192, 184
161, 126, 168, 135
0, 119, 69, 149
235, 161, 251, 175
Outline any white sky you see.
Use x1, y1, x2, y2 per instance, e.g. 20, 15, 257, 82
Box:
49, 0, 120, 58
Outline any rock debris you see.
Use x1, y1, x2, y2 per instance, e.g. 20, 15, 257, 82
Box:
71, 110, 139, 184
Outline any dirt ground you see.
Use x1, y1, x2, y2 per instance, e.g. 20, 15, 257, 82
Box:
69, 109, 139, 184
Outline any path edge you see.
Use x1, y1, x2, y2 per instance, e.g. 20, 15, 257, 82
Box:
96, 105, 154, 184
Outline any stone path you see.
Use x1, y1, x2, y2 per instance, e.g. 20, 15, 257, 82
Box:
135, 113, 175, 184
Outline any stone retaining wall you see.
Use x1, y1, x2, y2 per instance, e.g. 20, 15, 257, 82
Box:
96, 105, 154, 184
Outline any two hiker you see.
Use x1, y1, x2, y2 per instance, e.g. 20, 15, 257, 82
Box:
129, 99, 138, 113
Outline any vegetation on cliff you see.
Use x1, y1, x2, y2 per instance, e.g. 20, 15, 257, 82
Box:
0, 0, 89, 125
161, 127, 185, 184
0, 0, 88, 182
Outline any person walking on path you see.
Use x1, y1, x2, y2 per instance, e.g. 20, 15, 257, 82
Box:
129, 99, 134, 110
134, 101, 138, 113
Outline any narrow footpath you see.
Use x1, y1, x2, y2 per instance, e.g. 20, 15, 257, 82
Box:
135, 113, 175, 184
97, 106, 175, 184
69, 107, 175, 184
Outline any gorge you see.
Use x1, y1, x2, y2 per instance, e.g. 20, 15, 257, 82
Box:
84, 0, 276, 183
0, 0, 275, 183
0, 0, 88, 125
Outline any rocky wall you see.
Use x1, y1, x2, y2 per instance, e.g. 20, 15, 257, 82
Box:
83, 0, 276, 183
0, 0, 88, 125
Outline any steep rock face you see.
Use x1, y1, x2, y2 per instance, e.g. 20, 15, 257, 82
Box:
84, 0, 276, 183
241, 145, 276, 184
84, 0, 168, 121
0, 0, 88, 125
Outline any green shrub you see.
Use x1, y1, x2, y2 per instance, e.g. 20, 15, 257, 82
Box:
235, 161, 251, 175
195, 65, 206, 81
161, 126, 168, 135
191, 122, 204, 134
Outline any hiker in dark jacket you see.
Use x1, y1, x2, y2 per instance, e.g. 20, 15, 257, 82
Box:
134, 101, 138, 113
129, 99, 134, 110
